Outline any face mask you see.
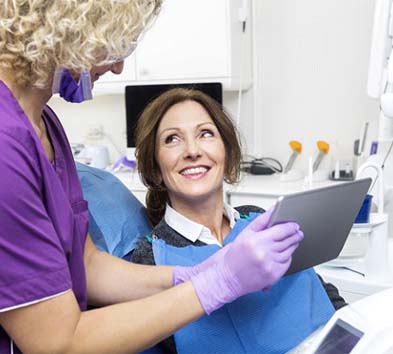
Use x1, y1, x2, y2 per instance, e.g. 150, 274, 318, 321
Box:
52, 68, 93, 103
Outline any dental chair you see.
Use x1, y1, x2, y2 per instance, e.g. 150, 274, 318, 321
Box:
76, 162, 164, 354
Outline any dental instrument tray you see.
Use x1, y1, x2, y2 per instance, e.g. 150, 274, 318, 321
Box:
267, 178, 372, 275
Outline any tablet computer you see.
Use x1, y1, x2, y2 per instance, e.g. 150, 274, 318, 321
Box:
267, 178, 372, 275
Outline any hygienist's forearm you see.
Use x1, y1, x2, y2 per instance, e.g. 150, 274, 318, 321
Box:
0, 281, 204, 354
67, 281, 204, 354
84, 236, 173, 306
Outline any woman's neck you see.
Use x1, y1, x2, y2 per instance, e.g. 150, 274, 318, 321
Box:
0, 71, 51, 127
0, 71, 54, 160
170, 192, 231, 244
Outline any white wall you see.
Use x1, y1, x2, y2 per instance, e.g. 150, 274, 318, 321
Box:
49, 95, 127, 163
252, 0, 379, 172
51, 0, 380, 173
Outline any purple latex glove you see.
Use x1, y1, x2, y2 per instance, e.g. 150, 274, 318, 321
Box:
173, 207, 275, 286
190, 212, 304, 314
52, 68, 93, 103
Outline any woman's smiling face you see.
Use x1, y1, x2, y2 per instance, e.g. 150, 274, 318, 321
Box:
155, 100, 226, 206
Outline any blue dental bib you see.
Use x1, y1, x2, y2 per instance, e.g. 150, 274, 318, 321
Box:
152, 214, 335, 354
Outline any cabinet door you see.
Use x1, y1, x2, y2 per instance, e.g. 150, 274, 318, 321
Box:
135, 0, 230, 82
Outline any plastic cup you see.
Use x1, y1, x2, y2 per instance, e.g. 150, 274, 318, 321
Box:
354, 194, 373, 224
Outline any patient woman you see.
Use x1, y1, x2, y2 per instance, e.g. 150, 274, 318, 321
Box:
132, 88, 345, 354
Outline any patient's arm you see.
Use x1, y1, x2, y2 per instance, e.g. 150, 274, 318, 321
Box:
132, 233, 181, 354
132, 236, 156, 265
317, 274, 347, 310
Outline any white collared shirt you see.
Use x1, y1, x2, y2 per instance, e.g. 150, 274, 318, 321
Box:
164, 203, 241, 247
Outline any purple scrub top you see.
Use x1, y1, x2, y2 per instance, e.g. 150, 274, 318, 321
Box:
0, 81, 89, 353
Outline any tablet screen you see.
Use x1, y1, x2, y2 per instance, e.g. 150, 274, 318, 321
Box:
267, 178, 371, 275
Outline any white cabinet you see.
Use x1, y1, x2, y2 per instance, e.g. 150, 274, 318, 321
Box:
225, 174, 338, 209
94, 0, 251, 95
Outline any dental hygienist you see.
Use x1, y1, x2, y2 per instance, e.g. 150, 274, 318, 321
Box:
0, 1, 303, 354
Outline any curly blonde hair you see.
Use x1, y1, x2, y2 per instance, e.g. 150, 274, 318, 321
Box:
0, 0, 161, 88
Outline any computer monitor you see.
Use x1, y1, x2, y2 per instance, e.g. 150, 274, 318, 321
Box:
125, 83, 223, 148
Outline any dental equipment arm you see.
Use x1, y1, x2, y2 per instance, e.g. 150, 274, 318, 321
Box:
368, 0, 393, 140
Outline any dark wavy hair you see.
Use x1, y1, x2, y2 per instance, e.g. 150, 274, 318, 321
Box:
135, 88, 242, 226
